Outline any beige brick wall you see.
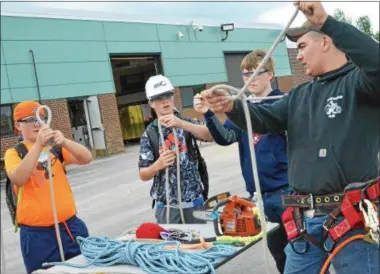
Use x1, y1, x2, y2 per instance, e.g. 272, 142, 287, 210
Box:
287, 48, 313, 86
277, 76, 295, 93
173, 88, 182, 111
97, 94, 125, 155
1, 135, 19, 158
43, 99, 72, 141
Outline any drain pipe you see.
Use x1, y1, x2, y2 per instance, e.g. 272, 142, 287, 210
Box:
29, 50, 42, 103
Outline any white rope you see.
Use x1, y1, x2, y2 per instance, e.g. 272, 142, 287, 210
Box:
207, 7, 300, 273
157, 119, 171, 224
157, 120, 186, 224
36, 105, 65, 262
173, 128, 186, 223
247, 95, 285, 102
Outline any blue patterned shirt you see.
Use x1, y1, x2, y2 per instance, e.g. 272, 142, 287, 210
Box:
138, 118, 204, 206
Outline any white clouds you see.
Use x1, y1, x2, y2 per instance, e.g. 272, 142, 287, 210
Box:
324, 2, 379, 31
28, 0, 134, 13
2, 1, 378, 33
256, 2, 379, 32
36, 2, 110, 11
256, 3, 306, 26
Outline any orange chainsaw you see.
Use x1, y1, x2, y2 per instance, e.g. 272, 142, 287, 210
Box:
194, 193, 262, 237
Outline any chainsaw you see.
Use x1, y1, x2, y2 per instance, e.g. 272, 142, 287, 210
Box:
194, 193, 262, 237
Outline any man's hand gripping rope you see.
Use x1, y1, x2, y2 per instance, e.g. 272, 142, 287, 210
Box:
200, 6, 300, 273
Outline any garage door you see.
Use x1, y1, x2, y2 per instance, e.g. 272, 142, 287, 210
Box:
224, 53, 279, 90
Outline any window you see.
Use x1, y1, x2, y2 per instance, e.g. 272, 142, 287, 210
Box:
68, 99, 87, 128
120, 69, 156, 95
180, 84, 207, 108
1, 105, 14, 136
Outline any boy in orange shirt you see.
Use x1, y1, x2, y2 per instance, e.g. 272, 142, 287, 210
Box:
4, 101, 93, 274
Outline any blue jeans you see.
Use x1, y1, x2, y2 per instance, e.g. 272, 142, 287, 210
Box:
284, 213, 380, 274
263, 185, 292, 274
20, 215, 89, 274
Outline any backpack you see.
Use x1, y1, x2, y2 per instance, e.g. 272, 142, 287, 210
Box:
146, 123, 209, 203
5, 143, 64, 229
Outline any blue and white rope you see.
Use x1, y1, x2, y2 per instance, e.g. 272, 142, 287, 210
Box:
43, 236, 236, 274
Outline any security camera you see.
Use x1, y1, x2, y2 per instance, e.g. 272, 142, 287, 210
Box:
198, 25, 204, 32
177, 31, 184, 39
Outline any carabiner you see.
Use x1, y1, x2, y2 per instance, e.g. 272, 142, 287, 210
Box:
323, 233, 337, 252
36, 105, 52, 126
289, 235, 309, 255
359, 200, 380, 244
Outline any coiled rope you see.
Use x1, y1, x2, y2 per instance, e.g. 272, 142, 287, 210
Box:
43, 236, 236, 274
206, 7, 300, 273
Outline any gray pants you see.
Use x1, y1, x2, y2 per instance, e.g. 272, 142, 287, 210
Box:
155, 205, 207, 224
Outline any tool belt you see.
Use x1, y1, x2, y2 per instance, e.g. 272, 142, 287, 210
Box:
281, 178, 379, 254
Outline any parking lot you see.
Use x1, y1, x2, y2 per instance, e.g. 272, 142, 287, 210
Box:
1, 143, 277, 274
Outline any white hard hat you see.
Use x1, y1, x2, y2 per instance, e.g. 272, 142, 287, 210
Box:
145, 75, 174, 100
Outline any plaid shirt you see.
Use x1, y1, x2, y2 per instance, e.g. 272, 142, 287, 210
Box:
138, 118, 203, 206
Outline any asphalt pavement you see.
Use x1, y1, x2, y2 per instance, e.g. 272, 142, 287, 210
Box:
1, 142, 278, 274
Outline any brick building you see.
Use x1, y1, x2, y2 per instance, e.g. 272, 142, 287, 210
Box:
287, 48, 313, 86
0, 11, 311, 162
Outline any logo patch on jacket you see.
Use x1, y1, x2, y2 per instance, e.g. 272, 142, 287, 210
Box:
324, 96, 343, 118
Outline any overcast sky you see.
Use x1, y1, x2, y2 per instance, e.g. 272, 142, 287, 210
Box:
2, 1, 379, 32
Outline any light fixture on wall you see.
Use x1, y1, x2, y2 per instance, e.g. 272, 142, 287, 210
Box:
221, 23, 234, 42
177, 31, 185, 40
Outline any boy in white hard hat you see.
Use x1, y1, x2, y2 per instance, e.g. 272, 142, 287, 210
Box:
138, 75, 213, 224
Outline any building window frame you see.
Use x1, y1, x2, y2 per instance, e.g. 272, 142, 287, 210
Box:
180, 84, 207, 109
1, 104, 15, 137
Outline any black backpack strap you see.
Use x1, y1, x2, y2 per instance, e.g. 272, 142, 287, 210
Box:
183, 132, 209, 200
184, 131, 196, 160
6, 142, 29, 228
50, 145, 64, 163
146, 124, 160, 209
50, 145, 66, 174
146, 124, 160, 161
14, 142, 28, 159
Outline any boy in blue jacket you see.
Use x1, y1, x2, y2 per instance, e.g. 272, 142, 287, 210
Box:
194, 49, 290, 273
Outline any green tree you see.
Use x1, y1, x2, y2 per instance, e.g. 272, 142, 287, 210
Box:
356, 15, 373, 37
333, 9, 379, 42
333, 8, 352, 24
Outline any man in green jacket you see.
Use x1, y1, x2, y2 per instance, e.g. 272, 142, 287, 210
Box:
201, 2, 379, 274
